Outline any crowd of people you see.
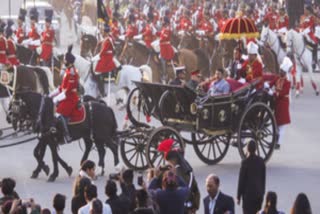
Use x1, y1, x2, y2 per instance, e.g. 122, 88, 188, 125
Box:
0, 141, 314, 214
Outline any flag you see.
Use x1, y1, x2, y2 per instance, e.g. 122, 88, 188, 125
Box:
97, 0, 109, 23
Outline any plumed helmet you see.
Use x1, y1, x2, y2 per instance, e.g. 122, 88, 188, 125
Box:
18, 8, 27, 22
30, 7, 39, 21
45, 9, 54, 24
65, 45, 75, 65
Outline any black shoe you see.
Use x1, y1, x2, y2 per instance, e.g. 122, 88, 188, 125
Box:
275, 144, 280, 150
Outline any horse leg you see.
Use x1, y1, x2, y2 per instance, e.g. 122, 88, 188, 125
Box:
309, 71, 319, 95
47, 142, 60, 182
95, 141, 106, 176
56, 150, 73, 177
31, 138, 50, 178
106, 139, 119, 168
80, 138, 93, 165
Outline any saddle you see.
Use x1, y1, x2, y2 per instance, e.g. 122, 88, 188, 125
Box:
68, 104, 86, 125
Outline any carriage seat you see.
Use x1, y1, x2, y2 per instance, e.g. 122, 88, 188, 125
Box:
69, 104, 86, 125
226, 78, 248, 93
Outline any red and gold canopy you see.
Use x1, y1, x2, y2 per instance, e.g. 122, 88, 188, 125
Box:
219, 17, 259, 40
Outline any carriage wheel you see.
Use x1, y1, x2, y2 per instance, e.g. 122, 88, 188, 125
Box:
126, 87, 150, 127
238, 102, 278, 162
120, 132, 149, 171
192, 133, 230, 165
146, 126, 185, 168
158, 90, 174, 125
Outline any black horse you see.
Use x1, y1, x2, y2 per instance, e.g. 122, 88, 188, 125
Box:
16, 45, 39, 66
10, 92, 119, 182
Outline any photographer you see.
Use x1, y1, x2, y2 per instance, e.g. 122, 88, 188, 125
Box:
105, 179, 129, 214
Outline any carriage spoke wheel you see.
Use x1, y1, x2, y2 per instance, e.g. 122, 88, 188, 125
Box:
192, 133, 230, 165
238, 102, 278, 163
126, 87, 150, 127
120, 132, 149, 170
146, 126, 185, 168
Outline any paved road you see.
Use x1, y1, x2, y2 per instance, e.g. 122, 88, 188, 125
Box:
1, 1, 320, 213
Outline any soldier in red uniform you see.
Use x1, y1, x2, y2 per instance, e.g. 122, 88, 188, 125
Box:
15, 9, 27, 44
159, 16, 175, 82
274, 57, 292, 149
276, 8, 289, 33
176, 10, 193, 33
95, 23, 121, 97
241, 42, 264, 89
119, 14, 138, 61
142, 13, 157, 49
110, 14, 121, 41
0, 24, 8, 66
263, 6, 279, 30
28, 8, 40, 51
40, 10, 55, 66
5, 22, 19, 66
50, 45, 79, 143
300, 5, 318, 69
196, 11, 213, 49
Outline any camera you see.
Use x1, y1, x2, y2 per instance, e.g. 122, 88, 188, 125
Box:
109, 173, 120, 180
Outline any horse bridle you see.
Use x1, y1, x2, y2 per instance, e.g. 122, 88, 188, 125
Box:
261, 29, 280, 56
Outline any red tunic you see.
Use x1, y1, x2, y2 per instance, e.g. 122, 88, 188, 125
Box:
198, 19, 213, 35
241, 59, 264, 89
28, 26, 40, 50
56, 67, 79, 117
218, 18, 228, 31
0, 36, 8, 64
111, 21, 120, 40
264, 12, 279, 30
159, 26, 175, 60
125, 24, 138, 39
15, 26, 25, 44
176, 16, 193, 31
277, 15, 289, 30
95, 36, 116, 73
40, 27, 55, 61
7, 38, 19, 65
300, 15, 317, 43
142, 23, 155, 48
275, 77, 291, 126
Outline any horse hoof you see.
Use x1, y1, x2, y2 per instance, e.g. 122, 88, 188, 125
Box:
43, 165, 50, 176
48, 175, 57, 182
31, 171, 39, 179
67, 167, 73, 177
316, 91, 319, 96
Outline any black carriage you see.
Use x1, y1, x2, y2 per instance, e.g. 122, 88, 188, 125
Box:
122, 80, 278, 170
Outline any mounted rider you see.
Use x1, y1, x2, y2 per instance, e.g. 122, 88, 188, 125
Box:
39, 10, 55, 66
0, 23, 9, 67
159, 16, 175, 82
140, 12, 157, 50
5, 21, 20, 66
299, 5, 318, 70
49, 45, 79, 143
263, 5, 279, 31
119, 14, 138, 62
95, 23, 122, 97
15, 9, 27, 44
196, 10, 214, 49
27, 8, 41, 51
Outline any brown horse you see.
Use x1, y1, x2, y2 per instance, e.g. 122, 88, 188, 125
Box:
118, 40, 209, 82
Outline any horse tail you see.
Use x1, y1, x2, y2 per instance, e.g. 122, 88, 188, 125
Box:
33, 67, 50, 94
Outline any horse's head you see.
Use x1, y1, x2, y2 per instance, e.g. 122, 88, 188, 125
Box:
260, 25, 271, 45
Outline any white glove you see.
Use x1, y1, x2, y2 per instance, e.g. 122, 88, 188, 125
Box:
133, 34, 143, 40
264, 82, 270, 89
53, 91, 66, 105
49, 88, 60, 98
36, 47, 42, 55
236, 63, 242, 70
92, 54, 100, 62
238, 78, 246, 84
268, 90, 274, 96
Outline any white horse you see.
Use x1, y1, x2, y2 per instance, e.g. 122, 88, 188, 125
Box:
72, 54, 153, 106
260, 25, 287, 65
286, 29, 319, 96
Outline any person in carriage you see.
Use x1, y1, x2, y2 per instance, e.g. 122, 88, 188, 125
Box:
169, 66, 186, 86
49, 46, 79, 143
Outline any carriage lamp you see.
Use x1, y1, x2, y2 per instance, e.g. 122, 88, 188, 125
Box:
190, 103, 198, 115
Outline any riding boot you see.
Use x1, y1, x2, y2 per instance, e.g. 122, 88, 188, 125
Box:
312, 44, 318, 71
97, 74, 106, 97
160, 58, 167, 83
58, 115, 72, 143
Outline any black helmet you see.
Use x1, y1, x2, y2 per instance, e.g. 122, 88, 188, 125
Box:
45, 9, 54, 24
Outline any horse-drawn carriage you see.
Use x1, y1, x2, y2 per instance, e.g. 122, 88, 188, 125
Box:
121, 79, 278, 170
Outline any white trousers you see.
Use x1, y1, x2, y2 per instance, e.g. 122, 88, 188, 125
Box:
278, 125, 287, 145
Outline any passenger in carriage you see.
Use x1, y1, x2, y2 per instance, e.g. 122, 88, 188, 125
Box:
186, 69, 202, 90
228, 47, 245, 80
169, 66, 186, 86
207, 68, 230, 96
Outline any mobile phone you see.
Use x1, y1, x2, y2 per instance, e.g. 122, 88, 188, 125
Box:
137, 175, 143, 186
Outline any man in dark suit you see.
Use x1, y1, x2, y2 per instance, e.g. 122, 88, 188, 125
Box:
237, 140, 266, 214
228, 48, 245, 80
169, 66, 186, 86
203, 174, 234, 214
